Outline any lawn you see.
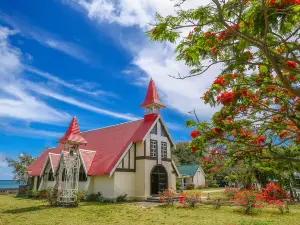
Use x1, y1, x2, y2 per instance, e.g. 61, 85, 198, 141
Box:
1, 195, 300, 225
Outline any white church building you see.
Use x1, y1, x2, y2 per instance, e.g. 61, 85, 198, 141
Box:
26, 79, 180, 200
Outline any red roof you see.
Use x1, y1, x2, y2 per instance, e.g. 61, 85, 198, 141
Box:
80, 150, 96, 173
140, 79, 166, 108
49, 153, 60, 171
58, 117, 87, 145
27, 118, 157, 176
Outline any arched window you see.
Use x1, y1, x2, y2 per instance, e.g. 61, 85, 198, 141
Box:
79, 165, 87, 182
48, 170, 55, 181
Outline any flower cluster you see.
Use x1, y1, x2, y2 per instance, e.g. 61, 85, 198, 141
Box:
190, 129, 200, 139
158, 187, 177, 205
217, 92, 235, 105
178, 192, 200, 207
234, 190, 265, 214
224, 187, 240, 200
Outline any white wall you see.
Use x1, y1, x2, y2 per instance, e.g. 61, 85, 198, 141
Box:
114, 172, 136, 198
93, 175, 115, 198
193, 168, 206, 187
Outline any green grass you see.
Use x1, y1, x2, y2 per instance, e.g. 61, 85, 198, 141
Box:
185, 188, 226, 200
1, 195, 300, 225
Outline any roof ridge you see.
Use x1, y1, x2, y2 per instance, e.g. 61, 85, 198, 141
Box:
80, 119, 143, 134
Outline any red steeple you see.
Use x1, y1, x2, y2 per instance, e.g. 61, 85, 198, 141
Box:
58, 117, 87, 145
140, 79, 166, 108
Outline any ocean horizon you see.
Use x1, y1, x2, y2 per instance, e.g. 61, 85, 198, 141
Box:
0, 180, 24, 189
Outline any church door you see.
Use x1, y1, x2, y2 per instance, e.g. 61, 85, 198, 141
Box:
150, 165, 168, 195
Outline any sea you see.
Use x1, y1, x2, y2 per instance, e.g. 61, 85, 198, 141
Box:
0, 180, 23, 189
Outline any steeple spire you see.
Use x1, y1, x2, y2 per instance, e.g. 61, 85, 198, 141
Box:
141, 79, 165, 121
58, 117, 87, 145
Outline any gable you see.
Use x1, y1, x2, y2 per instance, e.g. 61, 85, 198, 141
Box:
177, 164, 200, 177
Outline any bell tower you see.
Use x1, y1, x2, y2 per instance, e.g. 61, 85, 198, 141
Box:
140, 78, 166, 121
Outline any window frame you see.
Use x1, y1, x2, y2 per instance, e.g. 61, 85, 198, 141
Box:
150, 139, 157, 158
48, 170, 55, 181
79, 165, 87, 182
161, 141, 167, 159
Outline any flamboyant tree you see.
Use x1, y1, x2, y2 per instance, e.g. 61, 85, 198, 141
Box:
148, 0, 300, 178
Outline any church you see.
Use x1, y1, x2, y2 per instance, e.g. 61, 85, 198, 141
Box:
26, 79, 180, 200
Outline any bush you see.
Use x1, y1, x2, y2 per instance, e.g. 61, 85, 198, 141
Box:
262, 183, 287, 202
116, 194, 127, 202
185, 184, 195, 190
158, 188, 177, 205
31, 190, 41, 198
224, 187, 240, 200
234, 190, 265, 214
261, 183, 288, 213
178, 192, 200, 207
26, 189, 33, 198
45, 187, 58, 206
86, 192, 102, 201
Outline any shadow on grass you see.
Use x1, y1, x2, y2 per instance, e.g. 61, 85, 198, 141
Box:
3, 205, 48, 214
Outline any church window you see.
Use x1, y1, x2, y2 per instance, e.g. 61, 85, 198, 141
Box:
150, 140, 157, 157
79, 165, 87, 182
161, 142, 167, 158
48, 171, 55, 181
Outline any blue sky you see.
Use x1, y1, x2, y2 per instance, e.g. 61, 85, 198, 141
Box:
0, 0, 218, 179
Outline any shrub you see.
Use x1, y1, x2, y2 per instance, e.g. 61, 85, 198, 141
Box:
158, 188, 177, 205
39, 190, 49, 199
31, 190, 41, 198
77, 190, 88, 201
178, 192, 200, 207
86, 192, 102, 201
224, 187, 240, 200
261, 183, 288, 213
262, 183, 287, 202
45, 187, 58, 206
185, 184, 195, 190
116, 194, 127, 202
26, 189, 33, 198
234, 190, 265, 214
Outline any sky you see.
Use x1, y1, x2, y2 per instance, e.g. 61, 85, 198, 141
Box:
0, 0, 220, 179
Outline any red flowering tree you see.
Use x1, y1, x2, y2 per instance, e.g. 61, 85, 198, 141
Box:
149, 0, 300, 183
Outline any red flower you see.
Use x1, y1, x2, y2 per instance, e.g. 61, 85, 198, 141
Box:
286, 61, 297, 68
190, 130, 200, 139
279, 131, 288, 139
185, 51, 189, 57
212, 127, 222, 134
256, 136, 266, 145
152, 29, 156, 35
217, 92, 235, 105
194, 27, 197, 31
191, 146, 198, 152
211, 49, 217, 55
274, 97, 278, 104
213, 77, 225, 86
231, 24, 239, 30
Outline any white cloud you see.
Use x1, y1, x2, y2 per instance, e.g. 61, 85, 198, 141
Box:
69, 0, 209, 30
0, 26, 70, 124
0, 152, 8, 168
0, 13, 94, 64
25, 81, 141, 121
66, 0, 219, 118
0, 122, 64, 139
25, 66, 118, 98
